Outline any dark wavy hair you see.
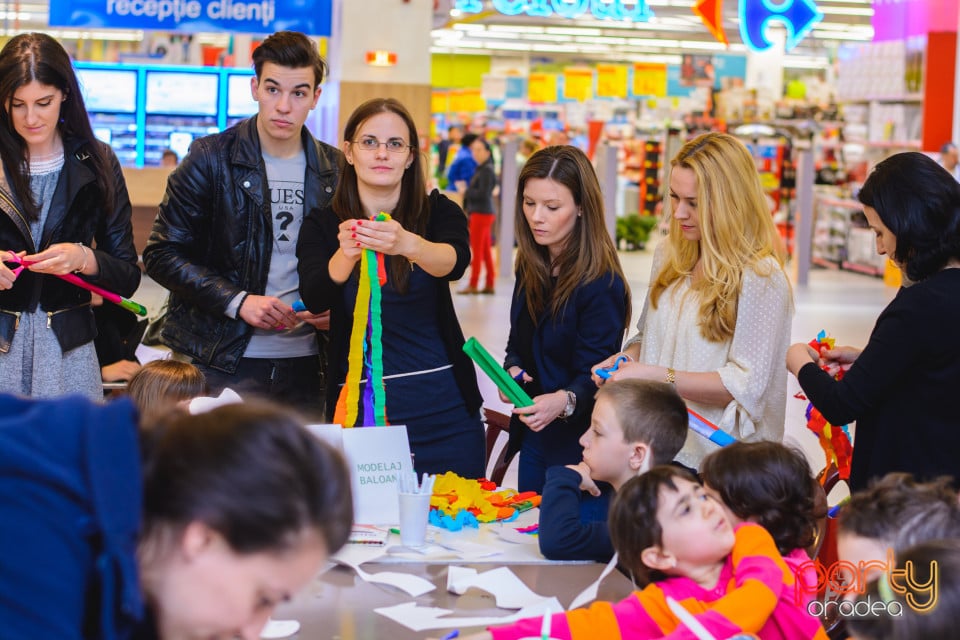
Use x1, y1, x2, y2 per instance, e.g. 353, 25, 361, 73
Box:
140, 401, 353, 556
252, 31, 327, 88
0, 33, 114, 220
331, 98, 428, 293
608, 465, 699, 584
700, 441, 822, 555
858, 151, 960, 282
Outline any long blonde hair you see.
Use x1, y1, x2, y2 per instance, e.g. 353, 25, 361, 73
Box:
651, 132, 786, 342
514, 145, 630, 325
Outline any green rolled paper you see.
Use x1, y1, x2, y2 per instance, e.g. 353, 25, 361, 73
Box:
463, 337, 534, 408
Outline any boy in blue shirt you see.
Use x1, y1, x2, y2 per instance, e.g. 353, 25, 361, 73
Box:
538, 379, 688, 561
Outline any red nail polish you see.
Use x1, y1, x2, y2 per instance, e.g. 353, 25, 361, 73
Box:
356, 220, 363, 226
351, 233, 356, 238
350, 226, 356, 232
356, 242, 361, 247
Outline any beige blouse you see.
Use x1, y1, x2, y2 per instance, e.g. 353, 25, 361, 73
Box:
625, 244, 794, 468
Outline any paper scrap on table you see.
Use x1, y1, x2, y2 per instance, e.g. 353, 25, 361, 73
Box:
432, 535, 504, 559
334, 554, 435, 597
188, 388, 243, 414
259, 618, 300, 639
386, 544, 459, 560
135, 343, 172, 365
494, 526, 539, 545
447, 566, 551, 610
375, 599, 563, 632
568, 552, 620, 610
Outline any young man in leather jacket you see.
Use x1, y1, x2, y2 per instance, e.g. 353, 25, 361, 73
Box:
144, 31, 340, 418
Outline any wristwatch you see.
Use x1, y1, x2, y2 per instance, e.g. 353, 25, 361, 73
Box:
560, 390, 577, 419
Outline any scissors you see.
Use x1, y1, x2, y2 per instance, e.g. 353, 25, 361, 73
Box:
595, 354, 629, 380
3, 251, 29, 277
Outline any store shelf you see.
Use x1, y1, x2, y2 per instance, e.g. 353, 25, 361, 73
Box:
843, 94, 924, 103
811, 194, 885, 277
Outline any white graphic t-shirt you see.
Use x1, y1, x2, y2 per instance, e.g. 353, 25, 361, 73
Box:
244, 149, 318, 358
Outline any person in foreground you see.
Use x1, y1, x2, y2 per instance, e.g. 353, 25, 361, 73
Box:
297, 97, 485, 478
593, 132, 793, 470
0, 33, 140, 399
786, 151, 960, 491
0, 394, 353, 639
539, 379, 688, 562
502, 145, 630, 493
475, 466, 826, 640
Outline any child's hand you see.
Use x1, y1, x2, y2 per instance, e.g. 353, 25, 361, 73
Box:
566, 461, 601, 496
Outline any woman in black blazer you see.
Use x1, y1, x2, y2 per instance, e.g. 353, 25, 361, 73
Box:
502, 146, 630, 493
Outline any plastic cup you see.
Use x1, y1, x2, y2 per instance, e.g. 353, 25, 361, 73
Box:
397, 491, 431, 548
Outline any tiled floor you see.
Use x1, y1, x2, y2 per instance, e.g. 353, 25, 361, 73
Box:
134, 236, 894, 488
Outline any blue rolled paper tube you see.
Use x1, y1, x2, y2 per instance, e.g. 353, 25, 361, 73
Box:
687, 409, 736, 447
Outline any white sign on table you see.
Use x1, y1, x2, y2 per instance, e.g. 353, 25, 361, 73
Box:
307, 424, 414, 525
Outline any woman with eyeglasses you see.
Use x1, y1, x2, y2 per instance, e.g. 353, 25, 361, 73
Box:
297, 98, 485, 478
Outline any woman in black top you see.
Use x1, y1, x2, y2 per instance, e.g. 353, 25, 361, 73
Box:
787, 152, 960, 490
298, 98, 485, 478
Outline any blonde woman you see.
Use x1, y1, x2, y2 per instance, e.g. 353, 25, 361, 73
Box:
592, 133, 793, 469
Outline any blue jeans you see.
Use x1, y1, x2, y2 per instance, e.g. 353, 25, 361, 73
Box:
197, 354, 325, 420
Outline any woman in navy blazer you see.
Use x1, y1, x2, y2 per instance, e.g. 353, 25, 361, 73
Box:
502, 146, 630, 493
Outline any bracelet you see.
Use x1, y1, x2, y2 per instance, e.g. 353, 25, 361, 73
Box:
665, 367, 677, 385
74, 243, 90, 274
512, 369, 526, 382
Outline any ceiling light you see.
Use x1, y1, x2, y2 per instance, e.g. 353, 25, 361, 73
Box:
545, 27, 603, 36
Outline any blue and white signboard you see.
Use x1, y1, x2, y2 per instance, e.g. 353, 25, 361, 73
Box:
48, 0, 332, 36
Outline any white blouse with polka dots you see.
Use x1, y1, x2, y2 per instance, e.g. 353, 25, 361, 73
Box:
625, 243, 794, 468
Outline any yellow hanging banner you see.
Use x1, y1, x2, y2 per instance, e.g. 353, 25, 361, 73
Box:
432, 91, 449, 114
596, 64, 628, 98
449, 88, 486, 113
528, 73, 558, 104
563, 67, 594, 101
633, 62, 668, 97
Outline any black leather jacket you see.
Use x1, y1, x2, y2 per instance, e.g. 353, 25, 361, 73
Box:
143, 116, 341, 373
0, 138, 140, 353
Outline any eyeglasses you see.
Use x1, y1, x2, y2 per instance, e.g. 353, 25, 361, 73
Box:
352, 136, 411, 153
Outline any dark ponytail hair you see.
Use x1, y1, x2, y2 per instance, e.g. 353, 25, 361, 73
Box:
140, 402, 353, 555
